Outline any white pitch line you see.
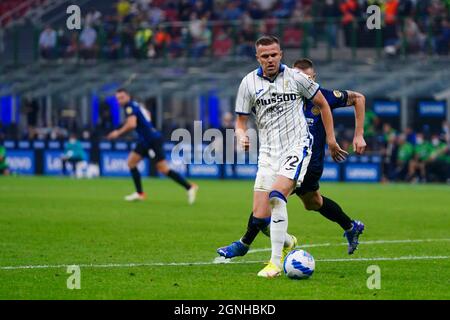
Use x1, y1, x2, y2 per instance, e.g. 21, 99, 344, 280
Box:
0, 238, 449, 271
0, 256, 449, 271
247, 238, 450, 254
319, 256, 450, 262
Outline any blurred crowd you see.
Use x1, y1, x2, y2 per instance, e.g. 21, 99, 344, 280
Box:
2, 99, 449, 182
37, 0, 450, 60
335, 112, 450, 183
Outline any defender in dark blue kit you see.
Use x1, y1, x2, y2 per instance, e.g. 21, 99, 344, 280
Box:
107, 88, 198, 203
218, 59, 367, 258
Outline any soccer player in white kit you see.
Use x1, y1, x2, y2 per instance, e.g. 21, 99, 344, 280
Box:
234, 36, 348, 278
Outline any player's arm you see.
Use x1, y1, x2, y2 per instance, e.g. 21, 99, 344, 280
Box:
235, 77, 252, 150
346, 90, 367, 154
312, 91, 348, 162
235, 114, 250, 150
107, 115, 137, 140
429, 144, 448, 161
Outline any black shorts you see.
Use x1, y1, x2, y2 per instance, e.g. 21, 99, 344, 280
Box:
293, 167, 323, 196
134, 138, 166, 162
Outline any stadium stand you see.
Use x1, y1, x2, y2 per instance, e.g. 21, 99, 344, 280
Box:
0, 0, 449, 183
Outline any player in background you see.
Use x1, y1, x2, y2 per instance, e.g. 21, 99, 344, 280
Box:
218, 58, 366, 260
407, 133, 433, 182
0, 142, 10, 176
61, 133, 87, 176
232, 36, 347, 278
107, 88, 198, 204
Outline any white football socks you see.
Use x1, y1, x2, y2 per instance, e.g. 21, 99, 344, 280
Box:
269, 192, 288, 268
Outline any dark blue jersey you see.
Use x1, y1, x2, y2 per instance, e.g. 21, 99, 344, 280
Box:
304, 88, 348, 170
124, 100, 161, 144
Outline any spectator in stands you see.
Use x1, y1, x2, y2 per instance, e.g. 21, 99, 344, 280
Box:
57, 28, 69, 58
192, 0, 210, 19
398, 0, 414, 17
30, 0, 450, 61
433, 17, 450, 55
340, 0, 361, 47
273, 0, 296, 19
121, 24, 136, 58
426, 134, 450, 181
322, 0, 341, 48
61, 133, 87, 176
383, 0, 401, 55
179, 0, 194, 21
39, 25, 57, 60
134, 22, 154, 58
247, 0, 265, 19
255, 0, 277, 11
85, 7, 102, 28
104, 31, 121, 60
153, 26, 172, 57
381, 123, 398, 181
189, 12, 203, 39
56, 28, 78, 59
116, 0, 132, 23
221, 1, 244, 20
363, 108, 380, 148
189, 17, 212, 57
415, 0, 432, 29
407, 133, 433, 182
79, 25, 98, 60
442, 120, 450, 143
147, 3, 165, 26
395, 133, 414, 180
22, 98, 39, 140
169, 29, 187, 58
0, 141, 9, 176
404, 126, 416, 144
403, 16, 426, 53
383, 123, 397, 142
237, 22, 256, 57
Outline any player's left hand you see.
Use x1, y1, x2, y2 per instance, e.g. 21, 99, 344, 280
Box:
353, 135, 367, 154
107, 130, 119, 140
328, 140, 349, 163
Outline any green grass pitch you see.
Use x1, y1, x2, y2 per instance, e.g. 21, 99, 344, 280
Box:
0, 176, 449, 300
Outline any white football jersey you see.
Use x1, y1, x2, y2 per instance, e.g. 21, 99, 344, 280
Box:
235, 64, 319, 159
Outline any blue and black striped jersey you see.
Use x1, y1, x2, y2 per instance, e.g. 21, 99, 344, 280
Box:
124, 100, 161, 143
304, 88, 348, 170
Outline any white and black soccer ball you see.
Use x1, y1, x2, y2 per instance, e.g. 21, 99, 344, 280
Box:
283, 249, 315, 279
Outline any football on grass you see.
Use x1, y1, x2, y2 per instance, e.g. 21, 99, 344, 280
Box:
283, 249, 315, 279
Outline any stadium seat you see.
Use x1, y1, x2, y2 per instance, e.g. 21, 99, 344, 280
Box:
213, 38, 233, 57
0, 0, 42, 27
283, 28, 303, 48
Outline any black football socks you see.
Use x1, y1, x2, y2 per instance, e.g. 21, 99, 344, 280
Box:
167, 170, 192, 190
241, 213, 271, 246
317, 196, 353, 231
130, 167, 143, 194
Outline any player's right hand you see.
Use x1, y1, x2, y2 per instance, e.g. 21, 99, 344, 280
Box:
107, 130, 119, 140
328, 140, 348, 163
